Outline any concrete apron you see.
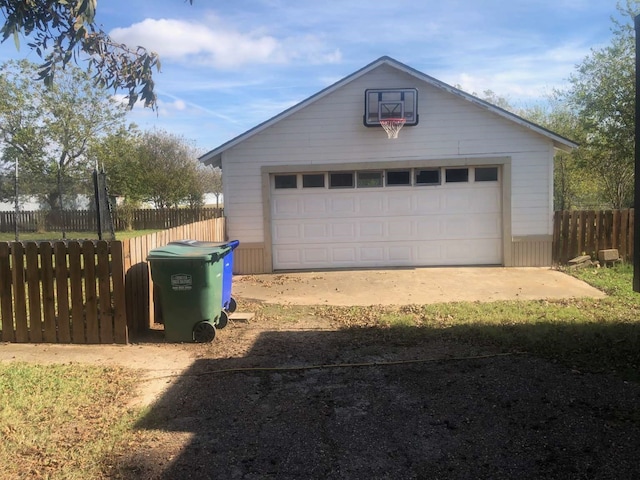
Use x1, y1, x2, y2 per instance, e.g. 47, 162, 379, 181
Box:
232, 267, 606, 306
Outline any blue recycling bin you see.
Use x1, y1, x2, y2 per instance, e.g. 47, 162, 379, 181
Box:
169, 239, 240, 314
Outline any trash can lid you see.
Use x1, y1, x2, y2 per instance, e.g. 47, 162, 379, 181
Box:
147, 243, 230, 262
170, 239, 240, 251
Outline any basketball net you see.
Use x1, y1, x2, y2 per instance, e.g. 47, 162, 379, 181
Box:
380, 118, 406, 139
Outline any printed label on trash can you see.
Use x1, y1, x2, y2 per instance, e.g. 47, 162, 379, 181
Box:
171, 274, 192, 291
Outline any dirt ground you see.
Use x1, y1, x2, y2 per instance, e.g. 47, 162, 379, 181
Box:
1, 268, 638, 479
232, 267, 606, 305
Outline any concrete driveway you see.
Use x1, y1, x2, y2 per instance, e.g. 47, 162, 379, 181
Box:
233, 267, 606, 306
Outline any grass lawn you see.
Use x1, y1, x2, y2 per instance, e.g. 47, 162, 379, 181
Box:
0, 263, 638, 478
0, 363, 143, 479
0, 229, 160, 242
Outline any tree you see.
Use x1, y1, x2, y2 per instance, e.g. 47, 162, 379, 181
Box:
520, 95, 594, 210
560, 0, 638, 208
185, 164, 223, 208
137, 130, 204, 208
87, 126, 144, 203
0, 0, 189, 108
208, 167, 223, 207
0, 60, 48, 206
0, 60, 128, 210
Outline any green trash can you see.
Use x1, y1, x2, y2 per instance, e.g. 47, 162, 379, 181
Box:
147, 243, 231, 343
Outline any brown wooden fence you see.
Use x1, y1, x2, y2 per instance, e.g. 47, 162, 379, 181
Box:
0, 207, 223, 233
0, 216, 225, 344
122, 217, 226, 334
552, 209, 634, 264
0, 240, 127, 344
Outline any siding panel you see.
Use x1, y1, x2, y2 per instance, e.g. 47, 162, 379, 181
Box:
222, 63, 555, 247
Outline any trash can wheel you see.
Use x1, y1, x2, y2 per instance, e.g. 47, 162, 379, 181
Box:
193, 321, 216, 343
217, 310, 229, 329
228, 297, 237, 313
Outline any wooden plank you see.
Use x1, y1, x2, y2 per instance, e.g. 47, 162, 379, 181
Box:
54, 242, 71, 343
69, 241, 85, 343
122, 238, 136, 333
620, 209, 629, 261
25, 242, 43, 342
552, 211, 561, 263
560, 211, 568, 262
567, 211, 578, 262
12, 243, 29, 342
40, 242, 57, 342
110, 241, 128, 344
630, 209, 635, 260
585, 210, 595, 256
132, 236, 142, 332
0, 243, 15, 342
577, 210, 586, 256
612, 210, 620, 250
83, 241, 99, 343
594, 211, 603, 253
604, 210, 613, 249
96, 241, 114, 343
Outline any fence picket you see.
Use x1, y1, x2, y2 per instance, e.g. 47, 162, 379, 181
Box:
40, 242, 58, 342
26, 243, 43, 342
69, 242, 85, 343
577, 211, 586, 255
96, 241, 114, 344
630, 211, 635, 262
12, 243, 29, 342
0, 243, 14, 342
54, 242, 71, 343
620, 210, 629, 261
586, 210, 596, 255
110, 241, 128, 344
612, 210, 620, 250
83, 241, 99, 343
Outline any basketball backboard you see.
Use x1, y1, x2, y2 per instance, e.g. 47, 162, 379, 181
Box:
363, 88, 418, 127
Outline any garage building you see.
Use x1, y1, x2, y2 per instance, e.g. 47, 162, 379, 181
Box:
200, 57, 576, 274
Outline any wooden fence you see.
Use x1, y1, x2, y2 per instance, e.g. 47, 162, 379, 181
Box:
0, 216, 225, 344
552, 209, 634, 264
122, 217, 226, 334
0, 241, 127, 344
0, 207, 223, 233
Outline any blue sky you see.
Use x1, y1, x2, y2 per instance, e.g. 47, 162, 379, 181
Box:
0, 0, 626, 155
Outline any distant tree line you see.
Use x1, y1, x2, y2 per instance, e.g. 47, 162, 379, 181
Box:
0, 60, 221, 213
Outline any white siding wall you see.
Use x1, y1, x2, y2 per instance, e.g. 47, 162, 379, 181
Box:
222, 64, 553, 244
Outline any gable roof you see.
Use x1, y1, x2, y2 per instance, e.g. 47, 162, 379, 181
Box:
200, 56, 577, 167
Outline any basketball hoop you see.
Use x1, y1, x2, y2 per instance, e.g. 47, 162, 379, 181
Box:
379, 118, 406, 139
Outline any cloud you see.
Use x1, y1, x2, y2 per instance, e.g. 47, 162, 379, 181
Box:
109, 16, 341, 69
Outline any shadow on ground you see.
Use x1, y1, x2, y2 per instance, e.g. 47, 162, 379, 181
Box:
118, 326, 640, 480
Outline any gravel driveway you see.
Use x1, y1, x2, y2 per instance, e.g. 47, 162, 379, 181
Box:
117, 313, 640, 480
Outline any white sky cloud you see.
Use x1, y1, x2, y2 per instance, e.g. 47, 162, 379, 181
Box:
49, 0, 618, 151
109, 17, 341, 69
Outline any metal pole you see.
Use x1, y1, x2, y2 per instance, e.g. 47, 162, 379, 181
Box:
13, 156, 18, 242
634, 15, 640, 292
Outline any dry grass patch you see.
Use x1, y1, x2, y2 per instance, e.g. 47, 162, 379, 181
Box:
0, 363, 143, 479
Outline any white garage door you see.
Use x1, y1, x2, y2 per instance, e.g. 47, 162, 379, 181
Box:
271, 167, 502, 270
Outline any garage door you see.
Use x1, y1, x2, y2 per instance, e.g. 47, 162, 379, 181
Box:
271, 167, 502, 270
